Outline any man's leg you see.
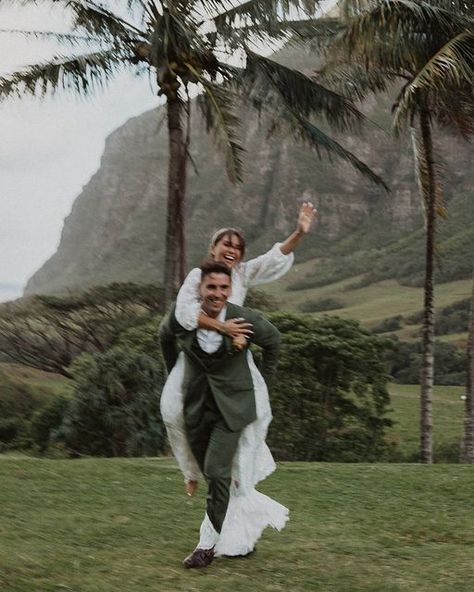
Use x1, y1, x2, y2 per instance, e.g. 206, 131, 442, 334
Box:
203, 420, 241, 534
183, 418, 241, 568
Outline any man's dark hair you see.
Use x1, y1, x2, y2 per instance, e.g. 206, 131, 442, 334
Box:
200, 259, 232, 280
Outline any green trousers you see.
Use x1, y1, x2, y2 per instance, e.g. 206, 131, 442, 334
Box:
185, 391, 241, 534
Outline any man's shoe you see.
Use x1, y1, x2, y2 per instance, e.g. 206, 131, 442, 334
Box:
183, 547, 215, 569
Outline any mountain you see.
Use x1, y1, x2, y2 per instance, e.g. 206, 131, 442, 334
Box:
24, 47, 473, 297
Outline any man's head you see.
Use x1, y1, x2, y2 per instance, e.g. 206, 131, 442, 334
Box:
199, 260, 232, 317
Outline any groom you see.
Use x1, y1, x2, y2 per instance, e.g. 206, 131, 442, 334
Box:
159, 260, 281, 568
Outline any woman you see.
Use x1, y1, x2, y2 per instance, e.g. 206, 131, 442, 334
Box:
161, 201, 316, 556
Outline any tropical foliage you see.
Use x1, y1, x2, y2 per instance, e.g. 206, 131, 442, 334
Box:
312, 0, 474, 462
57, 347, 167, 457
267, 313, 392, 462
0, 283, 163, 377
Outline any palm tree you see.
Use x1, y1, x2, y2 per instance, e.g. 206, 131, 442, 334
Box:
460, 269, 474, 463
0, 0, 387, 304
315, 0, 474, 462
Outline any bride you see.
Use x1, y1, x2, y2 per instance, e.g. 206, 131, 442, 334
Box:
160, 201, 316, 556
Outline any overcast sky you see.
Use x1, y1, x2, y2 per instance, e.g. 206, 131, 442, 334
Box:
0, 1, 336, 302
0, 5, 159, 301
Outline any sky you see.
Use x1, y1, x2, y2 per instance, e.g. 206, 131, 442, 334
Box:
0, 1, 337, 303
0, 5, 159, 301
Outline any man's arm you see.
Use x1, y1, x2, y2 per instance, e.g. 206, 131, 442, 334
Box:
246, 311, 281, 384
158, 306, 180, 374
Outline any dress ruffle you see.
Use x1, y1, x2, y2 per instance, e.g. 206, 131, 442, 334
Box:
199, 487, 289, 557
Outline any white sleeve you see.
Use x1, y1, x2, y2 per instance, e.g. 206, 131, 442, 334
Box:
175, 267, 202, 330
242, 242, 294, 287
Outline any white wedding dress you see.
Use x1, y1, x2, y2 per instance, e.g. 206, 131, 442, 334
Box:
160, 243, 293, 556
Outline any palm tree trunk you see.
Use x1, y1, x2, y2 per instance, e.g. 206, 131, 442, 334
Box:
177, 97, 192, 285
460, 270, 474, 463
419, 108, 436, 464
164, 96, 186, 305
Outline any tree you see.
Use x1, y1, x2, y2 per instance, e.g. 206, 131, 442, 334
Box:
316, 0, 474, 462
460, 270, 474, 463
1, 0, 387, 304
0, 282, 162, 377
267, 313, 392, 461
57, 347, 167, 457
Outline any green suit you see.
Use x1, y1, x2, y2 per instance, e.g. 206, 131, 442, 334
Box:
159, 302, 280, 533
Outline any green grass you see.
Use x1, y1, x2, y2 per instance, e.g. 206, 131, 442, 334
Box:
0, 458, 472, 592
387, 384, 465, 461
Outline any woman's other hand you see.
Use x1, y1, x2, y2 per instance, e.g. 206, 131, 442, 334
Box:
297, 201, 317, 234
222, 317, 253, 338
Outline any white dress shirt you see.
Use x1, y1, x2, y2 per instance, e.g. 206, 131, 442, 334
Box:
196, 306, 226, 353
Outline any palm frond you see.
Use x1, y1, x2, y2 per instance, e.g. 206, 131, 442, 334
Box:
245, 50, 366, 133
339, 0, 472, 73
211, 0, 320, 33
289, 109, 389, 190
217, 16, 343, 48
67, 0, 146, 40
433, 87, 474, 138
317, 58, 395, 103
191, 65, 244, 184
0, 48, 125, 101
393, 29, 474, 130
0, 28, 99, 47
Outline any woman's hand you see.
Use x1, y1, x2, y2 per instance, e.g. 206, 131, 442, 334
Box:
222, 317, 253, 338
297, 201, 317, 234
186, 480, 198, 497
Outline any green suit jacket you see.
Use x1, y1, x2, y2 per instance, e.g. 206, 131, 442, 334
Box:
159, 303, 281, 432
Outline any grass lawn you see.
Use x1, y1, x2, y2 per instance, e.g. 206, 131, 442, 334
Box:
386, 384, 465, 461
1, 458, 473, 592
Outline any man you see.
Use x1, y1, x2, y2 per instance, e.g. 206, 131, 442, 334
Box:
159, 260, 281, 568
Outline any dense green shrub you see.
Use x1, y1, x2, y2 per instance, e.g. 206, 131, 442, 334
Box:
407, 300, 469, 335
0, 283, 163, 377
386, 338, 467, 385
266, 314, 392, 462
372, 315, 403, 334
298, 297, 344, 313
0, 368, 53, 450
57, 348, 166, 457
30, 395, 70, 453
245, 289, 279, 312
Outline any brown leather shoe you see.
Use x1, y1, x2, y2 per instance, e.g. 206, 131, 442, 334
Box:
183, 547, 215, 569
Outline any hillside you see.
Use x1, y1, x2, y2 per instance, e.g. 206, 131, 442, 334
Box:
24, 45, 473, 298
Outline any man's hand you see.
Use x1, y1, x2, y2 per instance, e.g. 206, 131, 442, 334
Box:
232, 334, 248, 351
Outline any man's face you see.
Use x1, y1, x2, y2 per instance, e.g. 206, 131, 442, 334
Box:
199, 272, 232, 317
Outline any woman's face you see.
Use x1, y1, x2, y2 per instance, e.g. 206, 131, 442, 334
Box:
211, 233, 243, 269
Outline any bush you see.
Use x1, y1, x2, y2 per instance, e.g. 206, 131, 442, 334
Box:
386, 338, 467, 385
30, 395, 70, 453
57, 348, 167, 457
265, 314, 393, 462
298, 298, 344, 313
245, 289, 279, 312
0, 368, 55, 450
372, 315, 403, 334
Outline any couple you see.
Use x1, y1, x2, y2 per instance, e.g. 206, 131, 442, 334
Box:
159, 202, 316, 567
